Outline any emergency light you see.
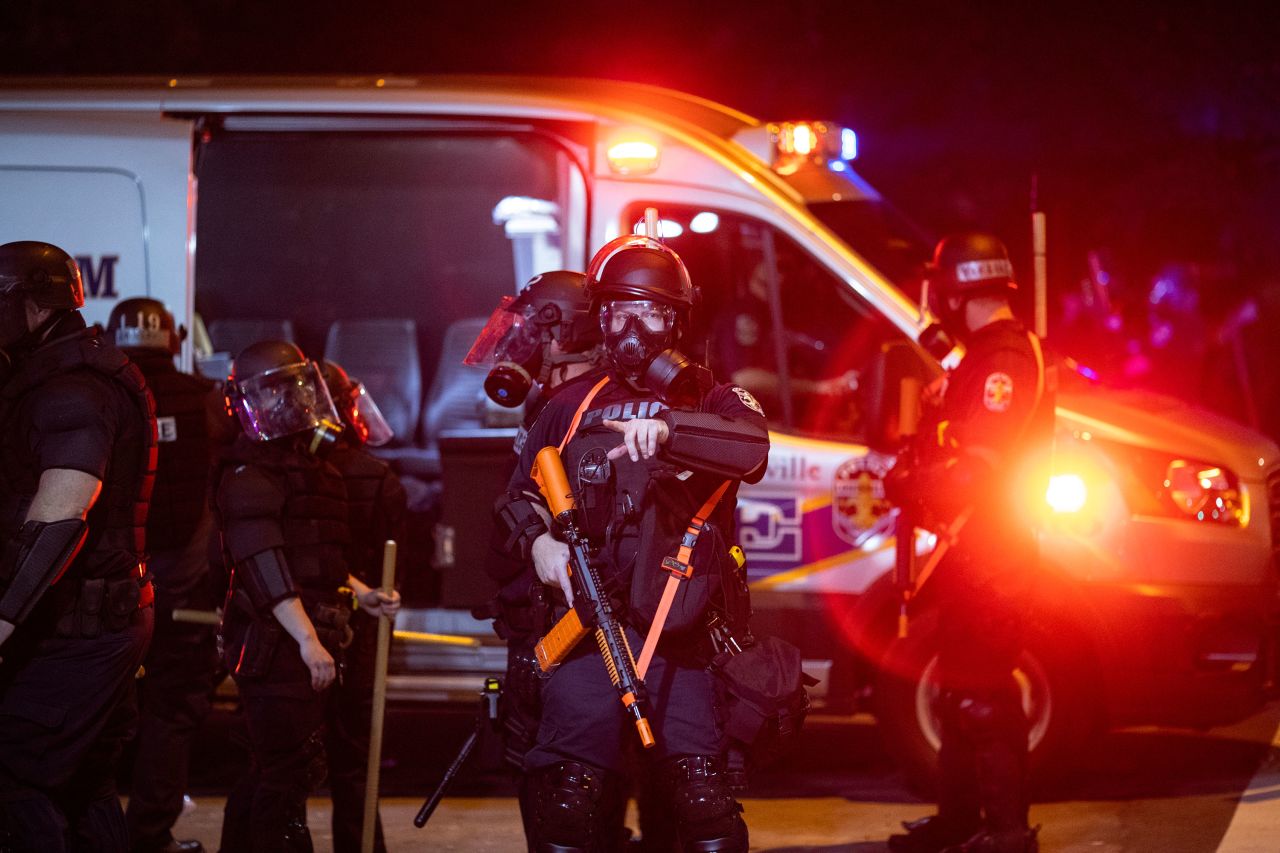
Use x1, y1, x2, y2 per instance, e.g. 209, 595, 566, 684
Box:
606, 136, 661, 176
767, 121, 858, 175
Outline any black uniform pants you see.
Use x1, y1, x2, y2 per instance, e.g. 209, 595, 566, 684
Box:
220, 675, 326, 853
126, 583, 219, 851
933, 552, 1031, 834
0, 608, 153, 853
525, 626, 722, 773
323, 612, 385, 853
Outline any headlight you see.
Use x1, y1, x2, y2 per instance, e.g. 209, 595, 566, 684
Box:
1092, 438, 1246, 527
1163, 460, 1245, 524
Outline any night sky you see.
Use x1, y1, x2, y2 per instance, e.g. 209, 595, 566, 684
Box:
4, 0, 1280, 310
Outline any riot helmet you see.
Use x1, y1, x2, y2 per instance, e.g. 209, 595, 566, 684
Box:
227, 340, 343, 449
584, 234, 698, 389
107, 297, 184, 354
922, 232, 1016, 340
465, 270, 601, 408
0, 241, 84, 348
320, 359, 395, 447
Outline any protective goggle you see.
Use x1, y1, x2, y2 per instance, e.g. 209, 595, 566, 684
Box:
600, 299, 676, 335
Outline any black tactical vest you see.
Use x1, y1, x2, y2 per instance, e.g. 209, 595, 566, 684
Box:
326, 443, 396, 586
217, 436, 352, 600
0, 318, 157, 583
129, 351, 216, 554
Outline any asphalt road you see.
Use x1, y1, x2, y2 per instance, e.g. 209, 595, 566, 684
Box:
156, 698, 1280, 851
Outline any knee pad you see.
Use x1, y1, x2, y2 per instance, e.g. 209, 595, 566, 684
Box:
662, 756, 748, 853
529, 760, 606, 852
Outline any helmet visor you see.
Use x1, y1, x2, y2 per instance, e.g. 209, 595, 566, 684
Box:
348, 381, 395, 447
234, 360, 341, 442
600, 299, 676, 335
463, 296, 520, 366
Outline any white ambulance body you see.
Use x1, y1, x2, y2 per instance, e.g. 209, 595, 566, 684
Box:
1, 76, 1275, 780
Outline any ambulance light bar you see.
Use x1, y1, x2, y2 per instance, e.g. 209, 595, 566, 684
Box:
767, 121, 857, 175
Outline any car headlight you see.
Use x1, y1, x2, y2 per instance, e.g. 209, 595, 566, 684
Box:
1092, 438, 1246, 526
1163, 460, 1246, 524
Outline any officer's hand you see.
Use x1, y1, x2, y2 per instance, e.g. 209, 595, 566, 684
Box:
358, 588, 401, 620
0, 619, 14, 652
299, 636, 336, 692
604, 418, 670, 462
531, 531, 573, 604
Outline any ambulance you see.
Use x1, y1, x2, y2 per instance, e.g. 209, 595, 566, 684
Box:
0, 76, 1275, 783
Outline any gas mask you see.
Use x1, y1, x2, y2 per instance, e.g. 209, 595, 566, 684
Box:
600, 299, 676, 378
916, 276, 960, 359
466, 295, 596, 409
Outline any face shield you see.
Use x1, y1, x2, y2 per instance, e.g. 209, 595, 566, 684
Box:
232, 360, 342, 443
465, 295, 557, 408
342, 381, 395, 447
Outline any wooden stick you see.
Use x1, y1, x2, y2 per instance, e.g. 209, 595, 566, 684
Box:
362, 540, 397, 853
170, 608, 481, 648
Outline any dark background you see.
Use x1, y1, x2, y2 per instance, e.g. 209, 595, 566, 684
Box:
4, 0, 1279, 384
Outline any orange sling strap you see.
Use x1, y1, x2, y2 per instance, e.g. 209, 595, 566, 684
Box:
635, 478, 732, 679
530, 375, 610, 489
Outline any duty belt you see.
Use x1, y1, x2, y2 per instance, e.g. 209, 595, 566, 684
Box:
53, 562, 153, 638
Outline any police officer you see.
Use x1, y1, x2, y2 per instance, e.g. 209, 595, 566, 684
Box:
479, 271, 605, 839
502, 234, 770, 852
888, 233, 1053, 853
214, 340, 356, 853
105, 298, 220, 853
0, 241, 156, 850
319, 360, 405, 853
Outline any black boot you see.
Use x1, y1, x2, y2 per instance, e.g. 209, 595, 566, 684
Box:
888, 815, 978, 853
939, 826, 1040, 853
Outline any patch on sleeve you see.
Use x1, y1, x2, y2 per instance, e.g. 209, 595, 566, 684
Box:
732, 386, 765, 416
982, 372, 1014, 412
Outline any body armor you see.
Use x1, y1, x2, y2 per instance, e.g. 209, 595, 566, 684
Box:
0, 316, 156, 586
216, 434, 351, 606
130, 351, 215, 554
326, 443, 405, 586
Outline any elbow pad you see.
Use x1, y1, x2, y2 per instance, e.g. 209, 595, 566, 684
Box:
660, 410, 770, 481
234, 548, 298, 614
492, 491, 548, 562
0, 519, 89, 626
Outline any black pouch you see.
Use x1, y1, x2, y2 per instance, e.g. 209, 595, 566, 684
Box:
104, 577, 141, 632
76, 578, 106, 638
710, 635, 815, 769
309, 601, 353, 651
631, 516, 729, 635
233, 618, 284, 679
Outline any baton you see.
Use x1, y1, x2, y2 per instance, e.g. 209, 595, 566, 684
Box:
361, 540, 397, 853
171, 608, 480, 648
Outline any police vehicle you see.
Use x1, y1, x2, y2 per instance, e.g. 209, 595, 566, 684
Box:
0, 76, 1275, 783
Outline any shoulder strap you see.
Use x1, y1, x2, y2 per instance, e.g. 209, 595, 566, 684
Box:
531, 375, 610, 488
635, 478, 732, 679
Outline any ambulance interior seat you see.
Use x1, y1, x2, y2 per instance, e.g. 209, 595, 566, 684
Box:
209, 319, 297, 361
419, 316, 492, 473
324, 319, 423, 447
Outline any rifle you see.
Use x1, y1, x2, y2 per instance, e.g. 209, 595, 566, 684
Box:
531, 445, 656, 750
413, 677, 502, 828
